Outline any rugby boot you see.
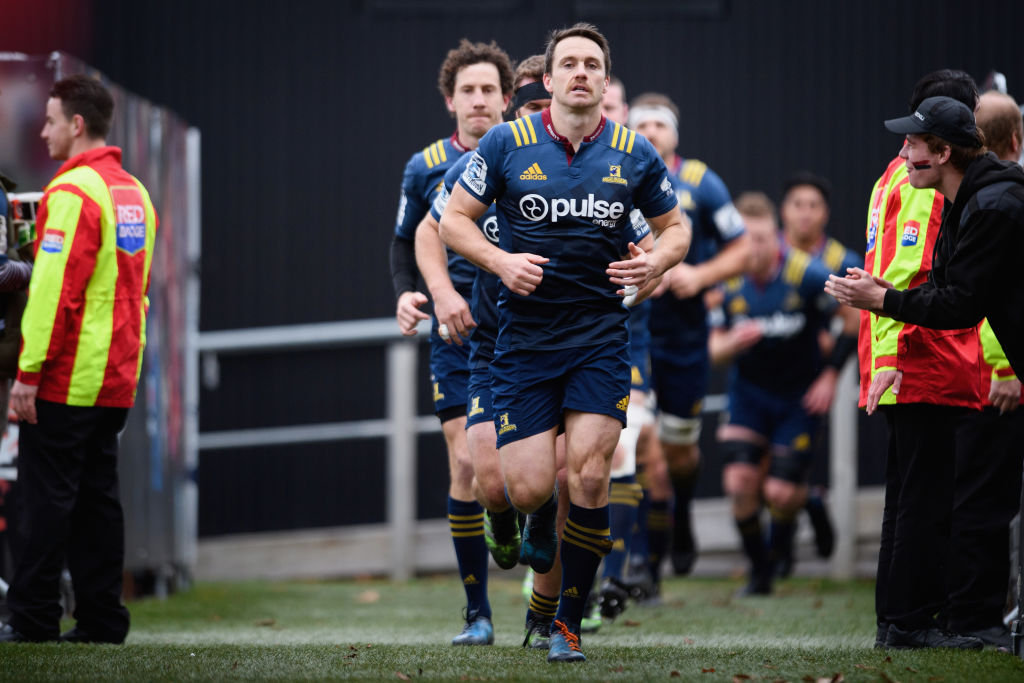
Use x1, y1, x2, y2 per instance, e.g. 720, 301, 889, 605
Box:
484, 508, 521, 570
519, 496, 558, 574
884, 625, 983, 650
451, 610, 494, 646
522, 613, 552, 650
547, 619, 586, 663
597, 576, 630, 620
580, 595, 602, 634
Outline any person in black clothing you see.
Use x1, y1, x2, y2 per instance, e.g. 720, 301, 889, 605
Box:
827, 94, 1024, 650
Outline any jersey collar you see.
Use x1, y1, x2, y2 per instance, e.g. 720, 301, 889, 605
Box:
450, 132, 470, 154
53, 146, 122, 179
541, 109, 607, 153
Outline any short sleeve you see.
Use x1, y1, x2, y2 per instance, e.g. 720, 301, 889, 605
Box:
631, 140, 678, 220
457, 128, 505, 205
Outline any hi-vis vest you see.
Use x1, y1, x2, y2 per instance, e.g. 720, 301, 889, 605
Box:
18, 146, 157, 408
856, 156, 981, 409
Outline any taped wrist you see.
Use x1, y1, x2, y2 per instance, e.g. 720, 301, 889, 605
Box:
390, 235, 419, 301
826, 332, 857, 370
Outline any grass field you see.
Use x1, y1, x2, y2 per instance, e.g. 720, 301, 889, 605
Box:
3, 574, 1023, 681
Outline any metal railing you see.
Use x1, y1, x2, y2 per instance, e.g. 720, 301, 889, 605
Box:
194, 317, 437, 581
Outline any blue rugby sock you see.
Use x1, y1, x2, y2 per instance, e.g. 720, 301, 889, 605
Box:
448, 497, 491, 619
603, 475, 641, 580
646, 500, 671, 583
555, 503, 612, 627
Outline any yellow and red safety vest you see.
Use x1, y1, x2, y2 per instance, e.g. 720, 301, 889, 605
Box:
17, 146, 157, 407
857, 156, 982, 409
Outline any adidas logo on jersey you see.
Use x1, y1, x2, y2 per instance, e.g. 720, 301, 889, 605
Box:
616, 396, 630, 412
520, 163, 547, 180
562, 586, 581, 599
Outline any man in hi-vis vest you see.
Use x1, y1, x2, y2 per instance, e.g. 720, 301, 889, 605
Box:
0, 75, 157, 644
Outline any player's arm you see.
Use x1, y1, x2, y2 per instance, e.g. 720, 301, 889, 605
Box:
621, 232, 661, 305
708, 301, 761, 365
414, 213, 475, 345
607, 207, 690, 293
804, 303, 860, 415
666, 227, 750, 301
440, 183, 548, 296
391, 234, 429, 335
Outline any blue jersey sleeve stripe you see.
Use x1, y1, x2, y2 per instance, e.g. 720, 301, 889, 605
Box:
611, 122, 621, 149
438, 141, 448, 163
515, 118, 529, 145
523, 115, 538, 144
508, 120, 523, 147
626, 130, 636, 154
422, 146, 434, 169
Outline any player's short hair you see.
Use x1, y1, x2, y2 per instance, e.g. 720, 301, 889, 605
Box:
734, 191, 776, 220
49, 74, 114, 140
629, 92, 679, 121
909, 69, 978, 111
608, 74, 626, 99
781, 170, 831, 206
544, 22, 611, 77
514, 55, 546, 88
438, 39, 514, 99
976, 92, 1023, 161
920, 131, 987, 173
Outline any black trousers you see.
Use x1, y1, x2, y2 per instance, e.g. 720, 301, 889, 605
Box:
947, 406, 1024, 631
7, 399, 130, 641
876, 403, 963, 630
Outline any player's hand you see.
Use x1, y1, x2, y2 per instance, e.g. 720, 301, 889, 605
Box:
989, 377, 1021, 414
497, 252, 548, 296
866, 369, 902, 415
396, 291, 430, 335
432, 288, 476, 346
11, 380, 38, 424
665, 262, 705, 300
726, 319, 763, 354
607, 242, 657, 292
803, 366, 838, 415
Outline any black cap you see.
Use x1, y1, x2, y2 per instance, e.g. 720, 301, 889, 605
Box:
781, 170, 831, 205
884, 95, 981, 148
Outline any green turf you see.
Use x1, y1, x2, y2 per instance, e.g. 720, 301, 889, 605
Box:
2, 575, 1023, 681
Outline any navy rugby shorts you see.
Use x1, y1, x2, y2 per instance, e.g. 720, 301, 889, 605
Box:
490, 342, 631, 448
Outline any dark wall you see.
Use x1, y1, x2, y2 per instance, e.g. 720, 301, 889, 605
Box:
16, 0, 1021, 535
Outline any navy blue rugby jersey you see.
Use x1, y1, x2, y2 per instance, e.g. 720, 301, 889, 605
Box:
649, 157, 746, 361
810, 235, 861, 276
431, 152, 500, 367
709, 247, 836, 396
457, 109, 676, 350
394, 133, 475, 297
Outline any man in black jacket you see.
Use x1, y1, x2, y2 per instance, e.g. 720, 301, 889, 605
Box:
826, 95, 1024, 377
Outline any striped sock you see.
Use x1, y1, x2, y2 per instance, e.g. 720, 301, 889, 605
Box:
603, 476, 642, 580
527, 588, 558, 625
555, 503, 612, 627
448, 497, 490, 619
646, 500, 671, 583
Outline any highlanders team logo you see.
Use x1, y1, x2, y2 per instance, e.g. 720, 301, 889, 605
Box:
602, 164, 627, 186
901, 220, 920, 247
111, 185, 147, 255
